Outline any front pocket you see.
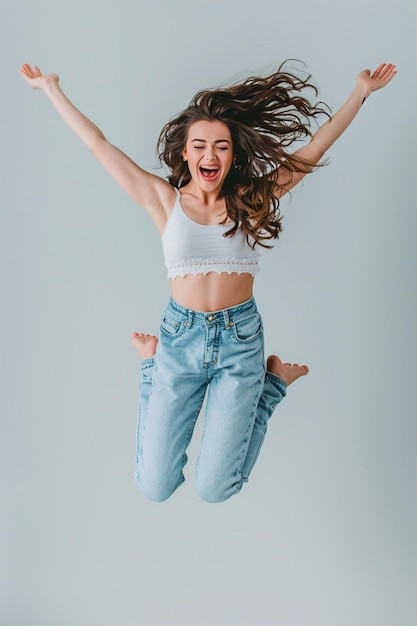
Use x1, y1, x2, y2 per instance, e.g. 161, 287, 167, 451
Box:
232, 313, 262, 343
160, 313, 186, 338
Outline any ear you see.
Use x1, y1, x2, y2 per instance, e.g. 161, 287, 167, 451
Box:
182, 148, 188, 162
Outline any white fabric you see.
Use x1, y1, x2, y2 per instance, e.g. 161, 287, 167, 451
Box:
161, 189, 260, 279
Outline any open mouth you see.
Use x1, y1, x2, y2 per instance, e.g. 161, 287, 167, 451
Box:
199, 166, 220, 182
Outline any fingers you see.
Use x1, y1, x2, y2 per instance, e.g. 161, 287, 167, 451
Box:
372, 63, 389, 77
19, 63, 35, 79
19, 63, 42, 79
19, 63, 31, 76
372, 63, 397, 82
362, 63, 397, 93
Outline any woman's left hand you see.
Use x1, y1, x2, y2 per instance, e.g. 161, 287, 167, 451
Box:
357, 63, 397, 98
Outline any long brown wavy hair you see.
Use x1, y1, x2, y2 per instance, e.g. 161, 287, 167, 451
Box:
158, 60, 330, 247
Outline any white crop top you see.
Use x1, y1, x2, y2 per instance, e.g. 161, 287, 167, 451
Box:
161, 189, 260, 279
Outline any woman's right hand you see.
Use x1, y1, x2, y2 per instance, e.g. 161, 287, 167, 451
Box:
18, 62, 173, 230
19, 63, 59, 90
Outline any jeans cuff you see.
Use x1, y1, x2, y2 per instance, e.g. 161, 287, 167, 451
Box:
141, 357, 155, 372
265, 371, 287, 397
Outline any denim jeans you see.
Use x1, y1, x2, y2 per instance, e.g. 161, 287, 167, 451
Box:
134, 297, 287, 503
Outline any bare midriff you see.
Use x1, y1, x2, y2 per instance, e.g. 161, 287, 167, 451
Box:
169, 272, 255, 312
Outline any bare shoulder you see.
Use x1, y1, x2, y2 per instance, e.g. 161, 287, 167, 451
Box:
155, 176, 178, 213
90, 139, 176, 232
141, 173, 177, 234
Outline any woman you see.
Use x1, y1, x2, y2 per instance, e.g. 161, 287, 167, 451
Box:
20, 60, 396, 502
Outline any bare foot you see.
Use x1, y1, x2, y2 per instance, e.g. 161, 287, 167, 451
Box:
266, 355, 309, 386
131, 333, 158, 359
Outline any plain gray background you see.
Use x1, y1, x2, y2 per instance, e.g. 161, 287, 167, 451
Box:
2, 0, 416, 624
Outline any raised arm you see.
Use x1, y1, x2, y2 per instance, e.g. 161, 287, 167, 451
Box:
276, 63, 397, 196
19, 64, 174, 233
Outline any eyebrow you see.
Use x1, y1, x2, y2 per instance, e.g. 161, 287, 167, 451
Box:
191, 138, 231, 144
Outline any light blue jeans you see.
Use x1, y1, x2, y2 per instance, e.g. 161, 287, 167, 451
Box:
134, 297, 287, 503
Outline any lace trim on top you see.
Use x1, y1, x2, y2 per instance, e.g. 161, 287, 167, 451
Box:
165, 256, 260, 279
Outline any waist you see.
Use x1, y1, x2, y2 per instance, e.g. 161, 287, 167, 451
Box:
165, 295, 258, 327
169, 271, 254, 312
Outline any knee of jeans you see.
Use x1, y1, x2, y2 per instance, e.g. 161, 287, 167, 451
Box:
196, 474, 240, 504
134, 470, 180, 503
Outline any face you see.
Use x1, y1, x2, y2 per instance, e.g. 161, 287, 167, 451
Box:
182, 120, 234, 192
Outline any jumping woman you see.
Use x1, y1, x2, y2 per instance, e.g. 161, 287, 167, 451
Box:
20, 60, 396, 502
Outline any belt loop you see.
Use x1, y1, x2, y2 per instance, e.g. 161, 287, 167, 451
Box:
223, 309, 230, 329
187, 309, 193, 328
